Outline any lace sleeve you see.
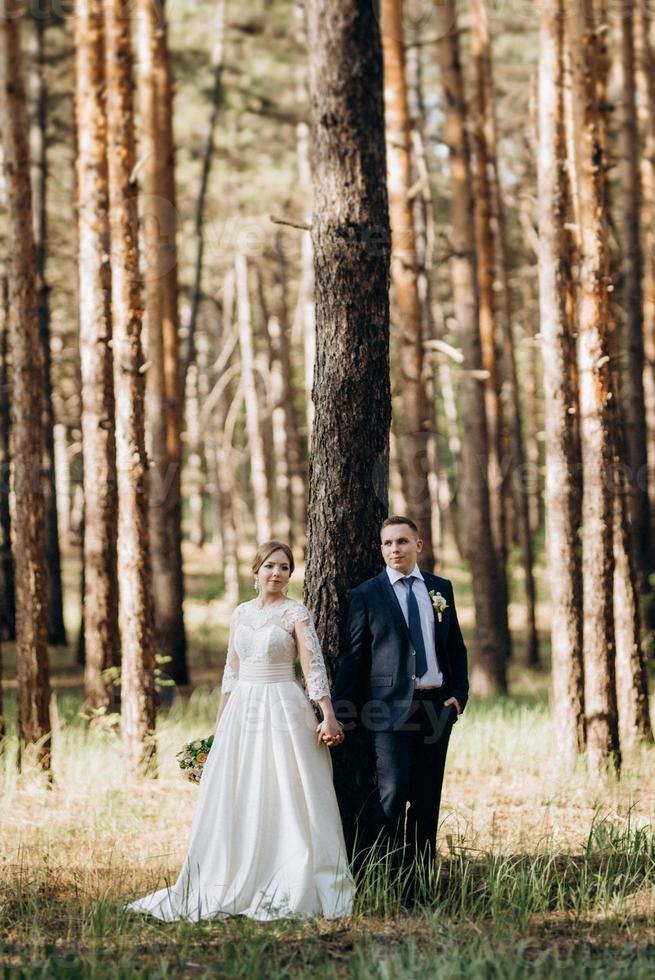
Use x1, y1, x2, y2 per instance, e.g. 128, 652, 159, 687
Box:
221, 606, 240, 694
291, 603, 331, 701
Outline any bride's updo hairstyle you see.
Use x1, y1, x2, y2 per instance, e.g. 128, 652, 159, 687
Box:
252, 540, 295, 576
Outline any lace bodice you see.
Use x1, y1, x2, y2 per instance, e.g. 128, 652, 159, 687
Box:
221, 597, 331, 701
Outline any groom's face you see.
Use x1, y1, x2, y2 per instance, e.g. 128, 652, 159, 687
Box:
380, 524, 423, 575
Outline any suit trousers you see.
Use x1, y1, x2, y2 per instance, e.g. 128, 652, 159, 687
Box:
368, 692, 455, 870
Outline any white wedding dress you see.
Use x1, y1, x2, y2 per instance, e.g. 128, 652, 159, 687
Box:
126, 596, 354, 921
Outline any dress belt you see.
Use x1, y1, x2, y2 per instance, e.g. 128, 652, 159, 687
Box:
239, 662, 295, 684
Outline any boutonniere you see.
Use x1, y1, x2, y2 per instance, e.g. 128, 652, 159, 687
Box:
428, 590, 448, 622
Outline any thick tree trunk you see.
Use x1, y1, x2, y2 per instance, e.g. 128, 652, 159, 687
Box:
0, 275, 15, 642
235, 249, 272, 544
381, 0, 433, 565
434, 0, 510, 695
28, 8, 67, 648
304, 0, 391, 854
74, 0, 120, 712
0, 0, 52, 770
537, 0, 585, 761
136, 0, 187, 687
616, 3, 651, 589
567, 0, 620, 774
104, 0, 156, 776
469, 0, 510, 624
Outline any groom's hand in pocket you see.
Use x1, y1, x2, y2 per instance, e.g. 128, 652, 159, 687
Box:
444, 697, 461, 715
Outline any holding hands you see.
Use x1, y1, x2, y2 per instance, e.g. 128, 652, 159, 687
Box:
315, 703, 345, 747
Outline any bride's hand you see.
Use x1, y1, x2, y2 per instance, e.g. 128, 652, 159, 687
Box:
315, 716, 344, 747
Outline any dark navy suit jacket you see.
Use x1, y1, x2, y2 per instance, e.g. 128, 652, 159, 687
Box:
332, 569, 469, 732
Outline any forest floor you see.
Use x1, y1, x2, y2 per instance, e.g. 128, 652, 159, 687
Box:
1, 547, 655, 978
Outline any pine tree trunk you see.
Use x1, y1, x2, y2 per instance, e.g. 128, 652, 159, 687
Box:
157, 0, 187, 688
74, 0, 120, 711
235, 249, 272, 544
634, 1, 655, 536
567, 0, 620, 774
434, 0, 510, 695
616, 2, 651, 589
469, 0, 510, 626
183, 0, 225, 377
611, 436, 652, 750
136, 0, 187, 687
27, 8, 67, 648
104, 0, 156, 775
304, 0, 391, 853
0, 0, 52, 770
380, 0, 433, 565
0, 275, 15, 642
406, 31, 448, 558
537, 0, 585, 761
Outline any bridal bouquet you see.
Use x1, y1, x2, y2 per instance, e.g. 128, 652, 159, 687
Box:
177, 735, 214, 783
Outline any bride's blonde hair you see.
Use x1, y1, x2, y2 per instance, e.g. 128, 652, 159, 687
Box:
252, 540, 295, 575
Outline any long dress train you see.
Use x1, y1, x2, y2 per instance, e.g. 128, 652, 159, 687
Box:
126, 597, 354, 921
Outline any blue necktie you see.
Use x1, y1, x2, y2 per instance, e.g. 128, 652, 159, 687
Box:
401, 577, 428, 679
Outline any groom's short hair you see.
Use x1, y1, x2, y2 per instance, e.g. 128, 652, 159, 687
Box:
380, 515, 420, 538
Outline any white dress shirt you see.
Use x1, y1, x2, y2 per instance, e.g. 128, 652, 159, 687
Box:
386, 564, 444, 689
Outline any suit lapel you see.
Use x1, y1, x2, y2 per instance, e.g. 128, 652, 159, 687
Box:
377, 571, 411, 644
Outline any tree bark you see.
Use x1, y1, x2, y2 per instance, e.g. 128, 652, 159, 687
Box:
0, 0, 52, 771
104, 0, 156, 775
136, 0, 187, 687
634, 1, 655, 538
434, 0, 510, 695
27, 7, 67, 647
304, 0, 391, 854
0, 274, 15, 642
537, 0, 585, 761
74, 0, 120, 712
567, 0, 620, 774
380, 0, 433, 566
615, 2, 651, 589
469, 0, 510, 623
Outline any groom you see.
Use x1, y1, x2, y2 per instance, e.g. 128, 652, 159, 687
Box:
332, 516, 469, 871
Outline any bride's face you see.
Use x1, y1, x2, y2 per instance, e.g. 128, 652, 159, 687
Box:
257, 549, 292, 596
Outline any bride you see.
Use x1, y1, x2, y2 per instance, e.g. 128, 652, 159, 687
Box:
126, 540, 354, 921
